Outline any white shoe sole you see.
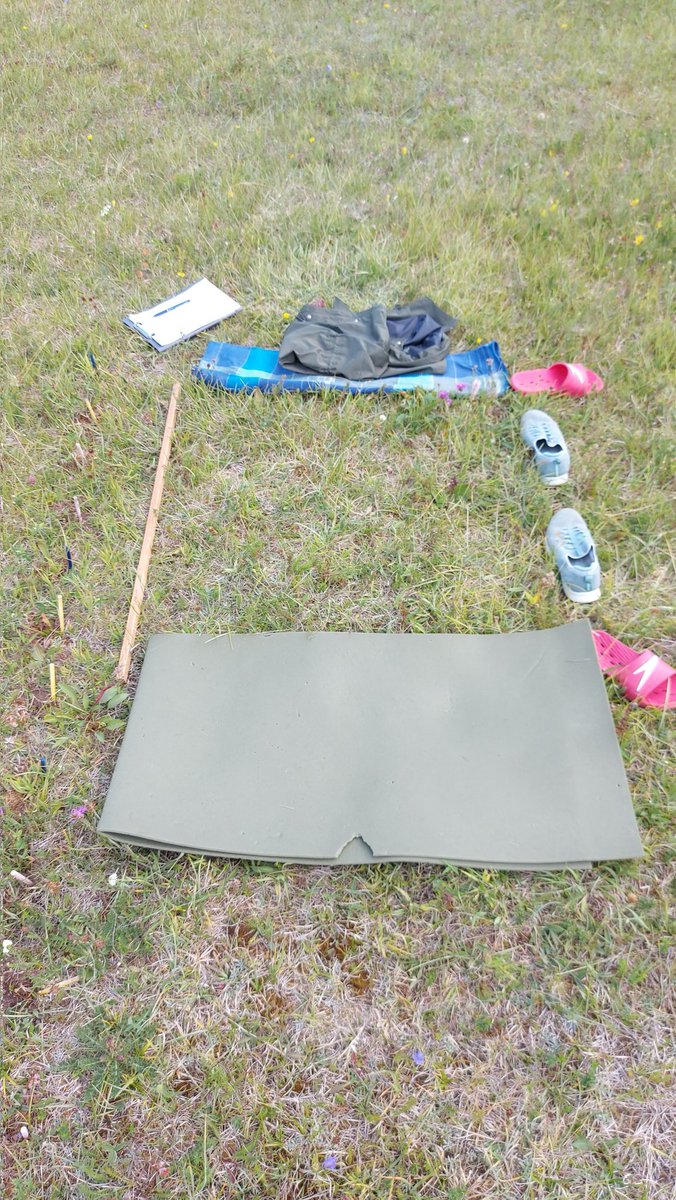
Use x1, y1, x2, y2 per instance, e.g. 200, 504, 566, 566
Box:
561, 583, 601, 603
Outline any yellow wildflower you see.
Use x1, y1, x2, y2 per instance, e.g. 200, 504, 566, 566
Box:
634, 234, 644, 245
401, 146, 408, 156
629, 198, 639, 206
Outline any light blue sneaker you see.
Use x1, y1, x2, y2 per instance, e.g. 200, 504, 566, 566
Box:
546, 508, 601, 603
520, 409, 570, 486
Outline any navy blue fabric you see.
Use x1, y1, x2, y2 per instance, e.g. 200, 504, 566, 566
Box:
386, 312, 446, 359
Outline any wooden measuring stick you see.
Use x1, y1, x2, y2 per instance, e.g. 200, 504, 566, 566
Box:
116, 382, 180, 683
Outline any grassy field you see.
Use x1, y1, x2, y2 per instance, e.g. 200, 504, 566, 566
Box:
1, 0, 674, 1196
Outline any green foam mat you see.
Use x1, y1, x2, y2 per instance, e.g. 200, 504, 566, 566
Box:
98, 621, 642, 869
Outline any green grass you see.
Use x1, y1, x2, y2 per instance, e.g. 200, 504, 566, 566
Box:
1, 1, 674, 1196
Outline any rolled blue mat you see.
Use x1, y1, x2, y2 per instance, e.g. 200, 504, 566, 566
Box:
192, 339, 510, 396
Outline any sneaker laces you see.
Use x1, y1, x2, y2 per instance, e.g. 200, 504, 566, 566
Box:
561, 524, 594, 565
534, 419, 562, 453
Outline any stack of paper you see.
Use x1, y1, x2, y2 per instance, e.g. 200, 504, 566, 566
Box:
124, 278, 241, 351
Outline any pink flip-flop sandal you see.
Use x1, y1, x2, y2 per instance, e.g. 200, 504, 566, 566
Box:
510, 362, 604, 396
593, 630, 676, 710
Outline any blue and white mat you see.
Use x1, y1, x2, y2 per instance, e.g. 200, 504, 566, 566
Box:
193, 340, 510, 396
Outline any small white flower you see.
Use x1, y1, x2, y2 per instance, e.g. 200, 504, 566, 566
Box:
379, 413, 387, 422
461, 135, 470, 144
99, 203, 112, 218
2, 939, 12, 955
19, 1125, 29, 1140
107, 872, 118, 887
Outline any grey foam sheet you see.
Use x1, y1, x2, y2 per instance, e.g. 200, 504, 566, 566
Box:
98, 621, 642, 869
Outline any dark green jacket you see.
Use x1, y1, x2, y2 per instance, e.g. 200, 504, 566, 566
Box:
279, 297, 457, 380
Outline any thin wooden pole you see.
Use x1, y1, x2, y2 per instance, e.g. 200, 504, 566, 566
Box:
116, 382, 180, 683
